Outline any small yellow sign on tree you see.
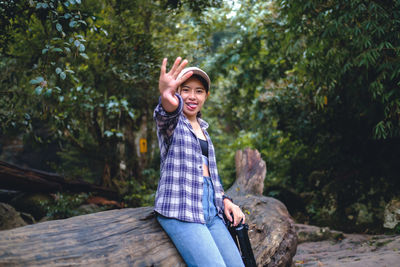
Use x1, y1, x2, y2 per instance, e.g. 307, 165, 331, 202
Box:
140, 138, 147, 153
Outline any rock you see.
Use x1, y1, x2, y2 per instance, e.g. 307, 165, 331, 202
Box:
0, 202, 27, 230
383, 198, 400, 229
10, 193, 52, 220
294, 223, 344, 243
294, 229, 400, 267
0, 148, 297, 267
76, 203, 106, 214
19, 212, 36, 225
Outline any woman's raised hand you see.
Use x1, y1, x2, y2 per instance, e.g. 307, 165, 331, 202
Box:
159, 57, 192, 112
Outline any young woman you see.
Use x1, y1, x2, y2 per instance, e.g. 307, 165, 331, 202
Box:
154, 57, 246, 267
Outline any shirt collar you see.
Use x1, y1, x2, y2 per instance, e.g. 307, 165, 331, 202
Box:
181, 113, 209, 130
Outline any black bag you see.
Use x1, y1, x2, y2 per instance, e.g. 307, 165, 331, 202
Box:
225, 215, 257, 267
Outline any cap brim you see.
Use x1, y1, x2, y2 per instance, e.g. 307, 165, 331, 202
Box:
178, 67, 211, 91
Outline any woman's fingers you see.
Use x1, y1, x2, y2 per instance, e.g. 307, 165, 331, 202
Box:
224, 201, 246, 226
169, 57, 182, 75
232, 206, 245, 226
173, 58, 189, 78
160, 58, 167, 76
161, 56, 189, 80
225, 210, 233, 223
177, 70, 193, 86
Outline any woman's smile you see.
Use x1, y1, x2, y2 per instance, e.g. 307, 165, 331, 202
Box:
186, 102, 198, 110
179, 76, 207, 120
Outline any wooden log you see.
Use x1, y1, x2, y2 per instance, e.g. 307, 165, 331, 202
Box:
0, 149, 297, 266
226, 148, 297, 266
0, 160, 118, 199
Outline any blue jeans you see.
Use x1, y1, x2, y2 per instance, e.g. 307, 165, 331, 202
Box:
157, 176, 244, 267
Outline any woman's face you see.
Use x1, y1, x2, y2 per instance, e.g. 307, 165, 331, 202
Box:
179, 76, 208, 120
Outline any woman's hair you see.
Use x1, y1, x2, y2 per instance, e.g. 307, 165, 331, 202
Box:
191, 74, 209, 93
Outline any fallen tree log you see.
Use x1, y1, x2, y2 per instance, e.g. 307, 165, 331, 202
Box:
226, 149, 298, 266
0, 160, 118, 199
0, 148, 297, 266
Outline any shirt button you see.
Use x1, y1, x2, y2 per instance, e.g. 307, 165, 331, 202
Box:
199, 165, 202, 169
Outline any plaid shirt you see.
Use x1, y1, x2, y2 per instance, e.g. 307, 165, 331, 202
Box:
154, 94, 224, 223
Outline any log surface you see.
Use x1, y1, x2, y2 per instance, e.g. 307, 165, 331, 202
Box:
0, 149, 297, 267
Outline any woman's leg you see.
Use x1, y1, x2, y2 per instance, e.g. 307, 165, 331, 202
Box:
207, 216, 245, 267
157, 214, 226, 267
203, 176, 245, 267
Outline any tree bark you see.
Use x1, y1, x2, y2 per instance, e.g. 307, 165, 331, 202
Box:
0, 148, 297, 266
226, 148, 298, 266
0, 160, 118, 199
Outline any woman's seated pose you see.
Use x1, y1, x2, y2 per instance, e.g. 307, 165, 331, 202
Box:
154, 57, 246, 267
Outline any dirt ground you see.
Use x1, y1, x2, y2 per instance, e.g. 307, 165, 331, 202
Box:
293, 224, 400, 267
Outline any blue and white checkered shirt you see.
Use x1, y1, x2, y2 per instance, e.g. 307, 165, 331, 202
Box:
154, 94, 225, 223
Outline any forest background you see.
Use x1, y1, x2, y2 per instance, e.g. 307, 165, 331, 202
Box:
1, 0, 399, 234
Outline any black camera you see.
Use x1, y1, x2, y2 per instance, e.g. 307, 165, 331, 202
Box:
225, 215, 257, 267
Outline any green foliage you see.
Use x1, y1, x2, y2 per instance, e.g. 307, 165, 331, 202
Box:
395, 224, 400, 235
278, 0, 400, 139
122, 168, 159, 207
201, 0, 400, 232
0, 0, 221, 189
40, 192, 93, 220
2, 0, 400, 233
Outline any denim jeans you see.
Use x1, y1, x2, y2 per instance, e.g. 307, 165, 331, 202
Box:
157, 176, 244, 267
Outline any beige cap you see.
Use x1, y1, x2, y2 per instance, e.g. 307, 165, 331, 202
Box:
177, 67, 211, 92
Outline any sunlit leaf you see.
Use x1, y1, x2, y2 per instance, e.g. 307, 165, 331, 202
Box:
80, 53, 89, 59
56, 23, 63, 32
34, 86, 43, 95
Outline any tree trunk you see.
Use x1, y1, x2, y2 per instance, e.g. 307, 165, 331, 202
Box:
0, 148, 297, 266
0, 160, 118, 199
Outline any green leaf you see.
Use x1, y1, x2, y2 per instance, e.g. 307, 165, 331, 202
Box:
79, 43, 85, 52
80, 53, 89, 59
74, 40, 80, 47
60, 72, 67, 80
34, 86, 43, 95
104, 130, 113, 137
69, 21, 77, 28
30, 79, 40, 85
30, 77, 44, 85
56, 67, 62, 74
51, 48, 63, 53
44, 89, 52, 97
56, 23, 63, 32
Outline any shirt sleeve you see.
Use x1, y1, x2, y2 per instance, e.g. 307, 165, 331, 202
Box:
153, 93, 183, 137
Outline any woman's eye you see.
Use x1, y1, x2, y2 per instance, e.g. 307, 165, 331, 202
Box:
197, 90, 204, 94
